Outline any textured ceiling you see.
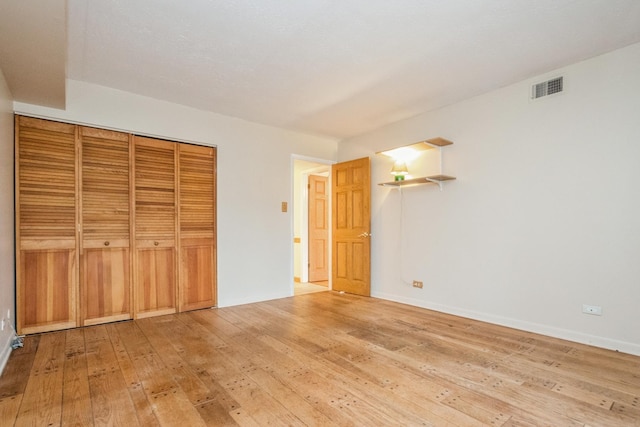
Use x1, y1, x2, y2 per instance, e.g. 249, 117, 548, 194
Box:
4, 1, 640, 139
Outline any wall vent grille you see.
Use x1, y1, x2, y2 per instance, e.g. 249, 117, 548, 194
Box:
532, 76, 563, 99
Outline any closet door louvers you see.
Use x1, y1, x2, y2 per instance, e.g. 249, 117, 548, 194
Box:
178, 144, 217, 311
16, 116, 78, 334
80, 126, 132, 325
133, 136, 178, 317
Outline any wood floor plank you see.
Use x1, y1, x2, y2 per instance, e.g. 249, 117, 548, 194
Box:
135, 317, 216, 406
0, 335, 40, 399
85, 325, 141, 426
4, 292, 640, 426
15, 332, 66, 427
113, 321, 208, 427
178, 311, 332, 426
169, 314, 307, 426
61, 328, 93, 426
195, 398, 240, 426
104, 323, 160, 427
0, 393, 23, 425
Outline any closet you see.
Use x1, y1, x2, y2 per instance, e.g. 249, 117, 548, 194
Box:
15, 116, 217, 334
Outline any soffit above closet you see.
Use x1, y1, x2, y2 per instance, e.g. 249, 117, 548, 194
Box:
0, 0, 66, 109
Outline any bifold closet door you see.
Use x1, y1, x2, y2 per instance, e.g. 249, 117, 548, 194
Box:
178, 144, 217, 311
16, 116, 78, 334
80, 127, 132, 326
134, 136, 178, 317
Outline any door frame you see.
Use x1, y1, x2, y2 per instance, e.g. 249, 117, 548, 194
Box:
291, 155, 334, 294
305, 171, 329, 283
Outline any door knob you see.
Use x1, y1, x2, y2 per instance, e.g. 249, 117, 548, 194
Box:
104, 241, 110, 246
358, 232, 371, 238
154, 241, 159, 246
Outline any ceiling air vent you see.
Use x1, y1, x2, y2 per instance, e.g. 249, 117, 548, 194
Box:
531, 76, 563, 100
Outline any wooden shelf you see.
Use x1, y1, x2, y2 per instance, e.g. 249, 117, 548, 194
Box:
376, 137, 453, 157
378, 175, 456, 188
377, 136, 455, 190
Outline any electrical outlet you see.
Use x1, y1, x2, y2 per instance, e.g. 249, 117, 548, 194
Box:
412, 280, 423, 289
582, 304, 602, 316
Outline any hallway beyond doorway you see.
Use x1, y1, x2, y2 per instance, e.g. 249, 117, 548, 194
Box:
294, 281, 328, 295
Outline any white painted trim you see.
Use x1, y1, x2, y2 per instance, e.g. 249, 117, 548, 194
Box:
0, 334, 12, 376
372, 291, 640, 357
300, 173, 309, 284
301, 168, 330, 284
218, 291, 292, 308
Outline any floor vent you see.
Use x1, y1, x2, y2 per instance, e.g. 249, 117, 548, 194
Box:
532, 76, 563, 100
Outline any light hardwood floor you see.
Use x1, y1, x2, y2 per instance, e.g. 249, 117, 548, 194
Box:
1, 292, 639, 426
294, 281, 329, 295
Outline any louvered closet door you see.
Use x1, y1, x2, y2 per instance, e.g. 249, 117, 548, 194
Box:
16, 116, 78, 334
134, 136, 177, 318
80, 127, 132, 326
178, 144, 217, 311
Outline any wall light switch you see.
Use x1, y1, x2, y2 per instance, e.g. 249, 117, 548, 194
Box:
281, 201, 288, 212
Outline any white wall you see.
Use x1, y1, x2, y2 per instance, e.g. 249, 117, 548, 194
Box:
339, 42, 640, 355
15, 80, 338, 307
0, 67, 15, 374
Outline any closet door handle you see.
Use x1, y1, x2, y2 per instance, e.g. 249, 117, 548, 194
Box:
104, 241, 110, 246
154, 241, 159, 246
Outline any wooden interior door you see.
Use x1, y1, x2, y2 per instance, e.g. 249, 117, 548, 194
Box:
308, 174, 328, 283
80, 126, 132, 326
178, 143, 217, 311
133, 136, 177, 318
16, 116, 78, 334
332, 157, 371, 296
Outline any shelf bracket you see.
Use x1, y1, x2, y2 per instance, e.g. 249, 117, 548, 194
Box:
424, 177, 444, 191
424, 145, 445, 191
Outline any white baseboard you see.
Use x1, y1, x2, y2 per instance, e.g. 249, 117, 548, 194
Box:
0, 333, 12, 376
218, 291, 292, 308
372, 291, 640, 357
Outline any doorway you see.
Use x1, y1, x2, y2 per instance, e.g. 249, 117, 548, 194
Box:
292, 158, 331, 295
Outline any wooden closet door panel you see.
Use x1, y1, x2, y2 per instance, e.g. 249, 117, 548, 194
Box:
180, 238, 215, 311
82, 248, 130, 325
16, 116, 78, 334
136, 248, 176, 317
134, 136, 178, 316
19, 249, 76, 333
80, 127, 132, 325
178, 144, 216, 311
